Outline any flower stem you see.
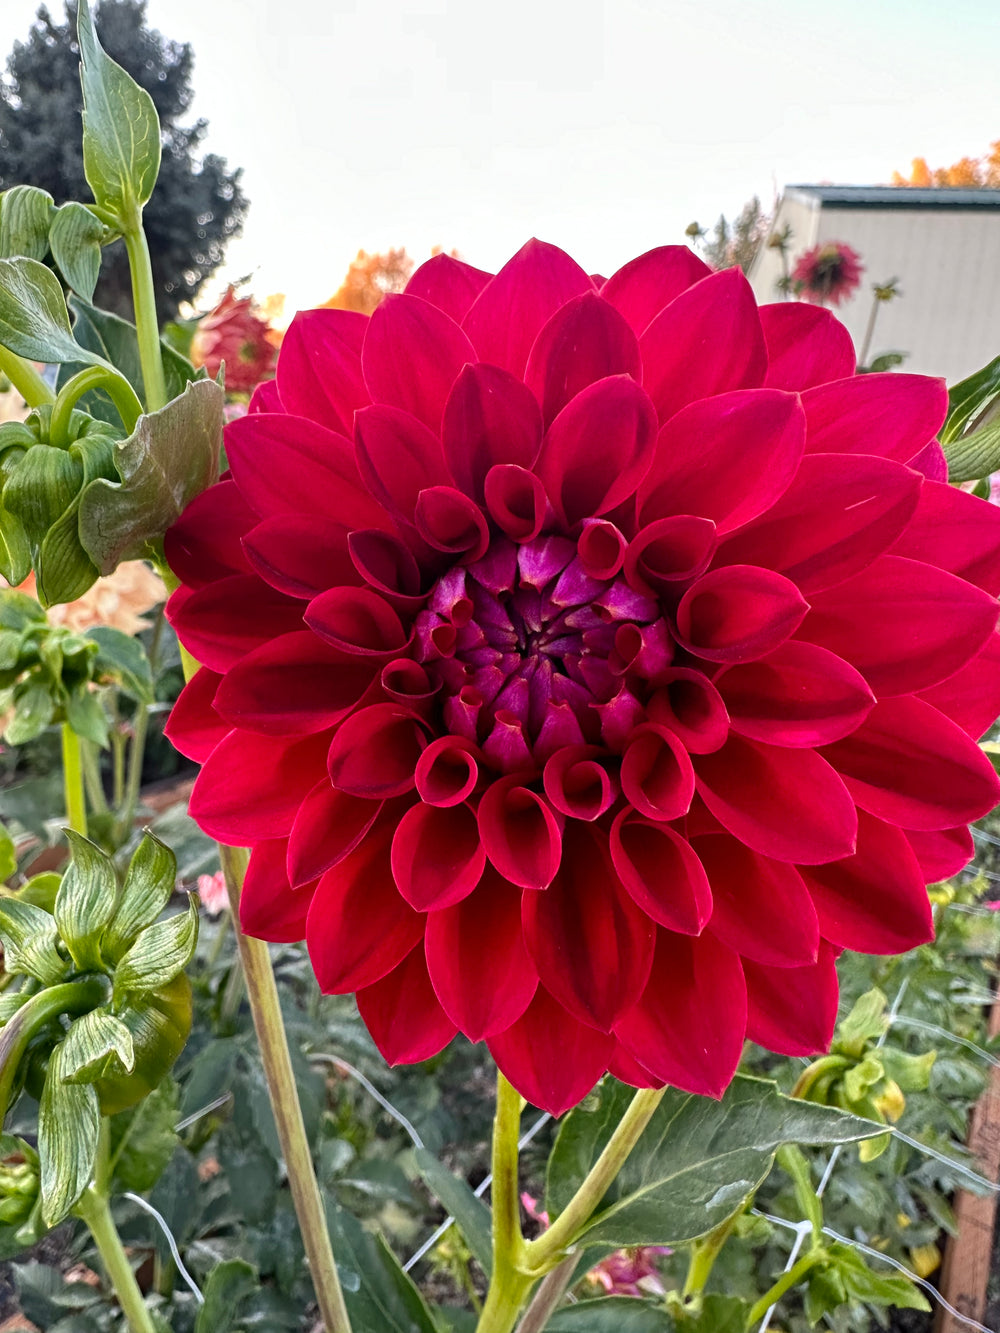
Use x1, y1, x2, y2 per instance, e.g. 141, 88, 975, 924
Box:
116, 702, 148, 841
683, 1208, 743, 1298
49, 364, 143, 445
746, 1250, 824, 1327
219, 844, 353, 1333
474, 1072, 533, 1333
523, 1086, 666, 1269
123, 227, 167, 413
76, 1180, 160, 1333
61, 723, 88, 836
514, 1255, 576, 1333
0, 344, 54, 408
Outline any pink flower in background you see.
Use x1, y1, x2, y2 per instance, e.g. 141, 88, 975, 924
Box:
190, 285, 279, 394
197, 871, 229, 915
792, 243, 864, 307
588, 1246, 671, 1297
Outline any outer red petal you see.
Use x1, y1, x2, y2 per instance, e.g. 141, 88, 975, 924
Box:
357, 944, 458, 1064
442, 363, 542, 503
614, 930, 747, 1098
820, 696, 1000, 831
354, 404, 452, 525
487, 987, 615, 1115
801, 811, 934, 953
166, 575, 305, 673
306, 829, 423, 993
694, 735, 857, 864
241, 838, 315, 942
906, 826, 974, 881
889, 477, 1000, 595
362, 293, 476, 432
917, 632, 1000, 739
164, 667, 228, 763
404, 253, 492, 322
190, 729, 333, 842
600, 245, 712, 335
801, 373, 947, 461
759, 303, 856, 391
525, 291, 641, 427
287, 780, 384, 888
462, 239, 593, 377
275, 308, 369, 434
164, 479, 254, 588
744, 943, 839, 1057
425, 867, 538, 1041
391, 801, 485, 911
522, 824, 655, 1032
327, 703, 430, 799
243, 515, 361, 601
639, 268, 767, 424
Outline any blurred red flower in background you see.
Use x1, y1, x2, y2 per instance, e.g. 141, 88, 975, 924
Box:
190, 285, 279, 393
791, 242, 864, 306
165, 239, 1000, 1115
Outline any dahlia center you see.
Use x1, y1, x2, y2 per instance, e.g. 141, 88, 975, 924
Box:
414, 534, 673, 771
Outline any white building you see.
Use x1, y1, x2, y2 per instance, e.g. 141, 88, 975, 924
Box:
748, 186, 1000, 384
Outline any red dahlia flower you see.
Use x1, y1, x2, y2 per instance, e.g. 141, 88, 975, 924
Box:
190, 285, 279, 394
164, 240, 1000, 1116
791, 242, 864, 307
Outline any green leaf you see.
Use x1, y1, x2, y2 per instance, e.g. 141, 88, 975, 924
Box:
78, 378, 223, 572
836, 989, 887, 1056
546, 1077, 881, 1249
38, 1041, 101, 1226
16, 872, 61, 913
0, 897, 67, 985
35, 508, 101, 609
60, 1008, 135, 1084
0, 187, 53, 263
62, 297, 204, 426
87, 625, 154, 703
48, 204, 106, 303
113, 895, 198, 1003
55, 832, 119, 973
63, 686, 108, 748
820, 1243, 930, 1313
0, 590, 46, 631
0, 822, 15, 882
103, 833, 175, 961
546, 1298, 677, 1331
194, 1258, 259, 1333
943, 354, 1000, 444
880, 1045, 936, 1093
0, 504, 31, 588
76, 0, 160, 226
325, 1203, 439, 1333
3, 681, 55, 745
943, 416, 1000, 484
109, 1075, 179, 1194
0, 258, 104, 367
413, 1147, 493, 1278
2, 443, 83, 556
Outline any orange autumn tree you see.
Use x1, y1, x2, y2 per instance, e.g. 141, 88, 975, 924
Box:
891, 140, 1000, 188
323, 247, 415, 315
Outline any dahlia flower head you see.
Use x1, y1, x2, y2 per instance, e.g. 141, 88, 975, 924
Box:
791, 242, 864, 308
165, 240, 1000, 1116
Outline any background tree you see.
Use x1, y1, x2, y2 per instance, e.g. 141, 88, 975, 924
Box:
891, 141, 1000, 188
323, 247, 415, 315
692, 196, 771, 272
0, 0, 248, 322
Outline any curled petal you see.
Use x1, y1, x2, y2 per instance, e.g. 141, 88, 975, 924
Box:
760, 303, 856, 391
640, 268, 767, 424
693, 833, 819, 967
522, 823, 654, 1032
425, 868, 538, 1041
534, 375, 658, 528
241, 839, 314, 943
416, 735, 480, 806
695, 735, 857, 864
675, 565, 808, 664
478, 775, 562, 889
381, 660, 439, 712
442, 363, 542, 501
578, 519, 627, 580
164, 667, 228, 763
625, 516, 717, 594
244, 515, 361, 600
306, 586, 411, 658
275, 307, 369, 434
801, 811, 934, 953
638, 389, 804, 535
601, 245, 712, 335
287, 780, 383, 887
820, 696, 1000, 831
610, 810, 712, 934
484, 464, 550, 543
620, 723, 695, 821
525, 290, 641, 426
327, 704, 430, 798
715, 641, 875, 748
191, 729, 333, 842
348, 529, 429, 613
214, 631, 378, 735
391, 802, 486, 910
415, 486, 490, 560
482, 710, 533, 773
610, 619, 674, 681
362, 293, 476, 431
646, 670, 729, 755
357, 944, 457, 1064
405, 253, 491, 321
744, 943, 840, 1057
306, 828, 423, 992
543, 745, 615, 820
615, 929, 747, 1098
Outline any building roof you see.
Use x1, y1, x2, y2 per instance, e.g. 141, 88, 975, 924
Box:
784, 185, 1000, 211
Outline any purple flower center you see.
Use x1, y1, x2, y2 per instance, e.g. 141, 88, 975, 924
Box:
415, 535, 673, 771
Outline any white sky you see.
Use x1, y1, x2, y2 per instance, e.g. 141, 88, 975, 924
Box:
18, 0, 1000, 314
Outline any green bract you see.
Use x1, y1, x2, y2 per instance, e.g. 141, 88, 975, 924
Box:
0, 832, 195, 1226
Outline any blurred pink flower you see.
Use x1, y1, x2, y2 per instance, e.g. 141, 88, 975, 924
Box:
792, 242, 864, 306
587, 1246, 671, 1297
197, 870, 229, 915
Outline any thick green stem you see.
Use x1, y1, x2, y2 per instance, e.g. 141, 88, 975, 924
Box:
476, 1073, 533, 1331
524, 1086, 666, 1269
747, 1250, 824, 1328
683, 1208, 743, 1298
219, 845, 353, 1333
76, 1180, 160, 1333
0, 344, 53, 407
49, 365, 143, 445
61, 723, 88, 836
123, 227, 167, 412
80, 739, 109, 817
